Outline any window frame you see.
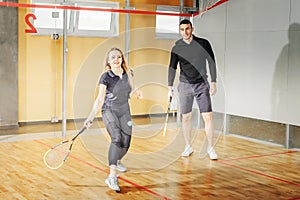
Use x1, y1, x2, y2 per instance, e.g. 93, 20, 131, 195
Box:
70, 1, 119, 37
155, 5, 182, 40
30, 0, 119, 38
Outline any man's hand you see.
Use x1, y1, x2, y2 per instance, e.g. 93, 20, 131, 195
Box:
168, 86, 174, 99
84, 119, 93, 129
210, 82, 217, 96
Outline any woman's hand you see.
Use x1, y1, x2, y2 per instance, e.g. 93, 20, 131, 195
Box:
135, 90, 143, 99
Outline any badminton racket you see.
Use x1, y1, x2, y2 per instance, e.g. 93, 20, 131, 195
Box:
43, 126, 87, 169
163, 96, 172, 136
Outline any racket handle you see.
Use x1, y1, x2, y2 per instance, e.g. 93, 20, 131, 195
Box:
71, 126, 87, 141
163, 97, 172, 137
79, 126, 87, 134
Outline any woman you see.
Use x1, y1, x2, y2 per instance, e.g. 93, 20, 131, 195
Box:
84, 47, 142, 192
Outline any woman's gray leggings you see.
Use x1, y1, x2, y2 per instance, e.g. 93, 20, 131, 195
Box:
102, 106, 132, 166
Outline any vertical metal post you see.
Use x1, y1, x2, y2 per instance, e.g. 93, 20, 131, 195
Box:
125, 0, 130, 63
180, 0, 184, 22
223, 113, 229, 134
62, 5, 68, 137
285, 124, 293, 149
197, 109, 202, 129
195, 0, 199, 10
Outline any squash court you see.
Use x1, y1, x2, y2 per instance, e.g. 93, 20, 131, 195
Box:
0, 0, 300, 199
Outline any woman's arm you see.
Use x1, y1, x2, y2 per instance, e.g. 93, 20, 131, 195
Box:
128, 69, 143, 99
84, 84, 107, 128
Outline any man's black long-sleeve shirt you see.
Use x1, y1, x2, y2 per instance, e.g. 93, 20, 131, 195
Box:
168, 35, 216, 86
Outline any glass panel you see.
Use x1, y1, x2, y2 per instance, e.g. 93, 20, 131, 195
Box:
33, 4, 66, 29
78, 9, 111, 31
156, 11, 179, 34
30, 1, 118, 37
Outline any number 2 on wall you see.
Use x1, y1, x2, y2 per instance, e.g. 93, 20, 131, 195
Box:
25, 13, 37, 33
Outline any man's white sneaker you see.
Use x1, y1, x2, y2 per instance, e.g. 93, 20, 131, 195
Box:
105, 175, 120, 192
207, 147, 218, 160
117, 161, 127, 172
181, 145, 194, 157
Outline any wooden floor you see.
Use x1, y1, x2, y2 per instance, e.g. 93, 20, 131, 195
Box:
0, 117, 299, 200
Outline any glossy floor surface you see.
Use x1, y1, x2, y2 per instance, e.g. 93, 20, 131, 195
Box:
0, 117, 299, 200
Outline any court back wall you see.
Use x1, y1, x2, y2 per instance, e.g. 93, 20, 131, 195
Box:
18, 0, 183, 123
194, 0, 300, 126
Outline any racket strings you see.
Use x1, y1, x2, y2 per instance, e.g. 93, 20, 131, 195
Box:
44, 143, 70, 169
43, 127, 87, 169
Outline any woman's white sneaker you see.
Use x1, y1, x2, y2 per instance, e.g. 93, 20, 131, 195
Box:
117, 161, 127, 172
105, 175, 120, 192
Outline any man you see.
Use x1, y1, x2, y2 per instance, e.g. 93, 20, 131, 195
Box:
168, 19, 218, 160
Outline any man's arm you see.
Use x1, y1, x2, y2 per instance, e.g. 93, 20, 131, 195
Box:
168, 50, 179, 98
205, 40, 217, 83
168, 51, 179, 87
204, 40, 217, 96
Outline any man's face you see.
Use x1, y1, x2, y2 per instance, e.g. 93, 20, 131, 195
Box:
179, 23, 193, 41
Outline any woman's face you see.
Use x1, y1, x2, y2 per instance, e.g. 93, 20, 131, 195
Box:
108, 50, 123, 69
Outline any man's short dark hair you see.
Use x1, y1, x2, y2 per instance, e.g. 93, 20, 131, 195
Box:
179, 19, 193, 28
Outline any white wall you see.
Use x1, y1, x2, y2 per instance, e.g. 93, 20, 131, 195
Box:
192, 1, 227, 115
194, 0, 300, 126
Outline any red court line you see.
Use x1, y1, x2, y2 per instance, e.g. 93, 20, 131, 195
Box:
0, 0, 228, 17
217, 150, 300, 187
208, 0, 229, 10
219, 150, 298, 162
220, 161, 300, 187
193, 0, 229, 17
0, 2, 191, 17
70, 155, 171, 200
288, 197, 300, 200
0, 1, 188, 17
35, 140, 171, 200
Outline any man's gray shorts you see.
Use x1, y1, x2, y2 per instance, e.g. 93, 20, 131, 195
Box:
177, 81, 212, 114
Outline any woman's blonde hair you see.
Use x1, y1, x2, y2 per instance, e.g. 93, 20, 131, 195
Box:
104, 47, 129, 72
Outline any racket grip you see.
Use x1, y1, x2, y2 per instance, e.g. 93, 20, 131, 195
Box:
79, 126, 87, 133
